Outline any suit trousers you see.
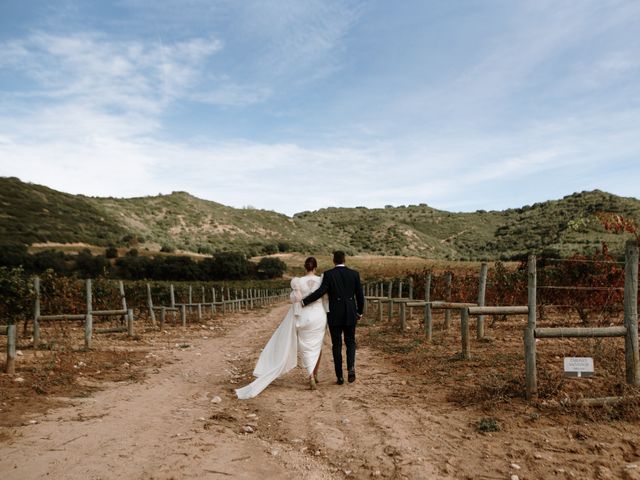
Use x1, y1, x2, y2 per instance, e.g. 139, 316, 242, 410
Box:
328, 323, 356, 378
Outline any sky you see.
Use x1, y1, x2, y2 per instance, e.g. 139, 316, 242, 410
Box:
0, 0, 639, 216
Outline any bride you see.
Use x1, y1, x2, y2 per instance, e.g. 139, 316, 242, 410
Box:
235, 257, 328, 399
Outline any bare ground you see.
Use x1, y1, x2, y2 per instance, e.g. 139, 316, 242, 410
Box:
1, 303, 640, 480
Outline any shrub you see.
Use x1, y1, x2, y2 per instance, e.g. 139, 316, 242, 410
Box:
262, 244, 278, 255
0, 243, 28, 267
0, 267, 35, 324
75, 250, 110, 277
105, 246, 118, 258
202, 252, 254, 280
257, 257, 287, 279
277, 241, 290, 253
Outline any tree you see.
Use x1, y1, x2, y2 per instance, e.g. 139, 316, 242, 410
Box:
28, 249, 68, 274
257, 257, 287, 279
75, 250, 110, 277
0, 243, 28, 267
0, 267, 34, 323
262, 244, 278, 255
202, 252, 253, 280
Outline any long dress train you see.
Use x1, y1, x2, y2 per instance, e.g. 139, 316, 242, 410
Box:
235, 275, 327, 400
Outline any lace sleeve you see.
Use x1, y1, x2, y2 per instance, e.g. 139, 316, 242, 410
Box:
290, 277, 302, 316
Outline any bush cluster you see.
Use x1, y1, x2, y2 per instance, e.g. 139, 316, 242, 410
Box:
0, 244, 287, 281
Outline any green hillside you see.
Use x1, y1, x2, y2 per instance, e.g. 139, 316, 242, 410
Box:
1, 177, 638, 260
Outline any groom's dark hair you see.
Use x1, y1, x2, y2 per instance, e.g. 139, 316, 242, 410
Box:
333, 251, 346, 265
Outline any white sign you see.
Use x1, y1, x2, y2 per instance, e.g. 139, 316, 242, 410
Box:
564, 357, 594, 377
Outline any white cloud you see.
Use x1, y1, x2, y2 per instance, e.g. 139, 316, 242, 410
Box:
0, 32, 223, 114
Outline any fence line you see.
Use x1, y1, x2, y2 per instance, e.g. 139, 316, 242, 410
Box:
524, 240, 640, 400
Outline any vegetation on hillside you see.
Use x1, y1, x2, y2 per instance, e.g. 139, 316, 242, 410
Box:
2, 177, 639, 260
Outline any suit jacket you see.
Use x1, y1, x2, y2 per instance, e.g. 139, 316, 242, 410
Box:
301, 266, 365, 327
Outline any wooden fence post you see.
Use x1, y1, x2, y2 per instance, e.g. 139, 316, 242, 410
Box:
170, 284, 176, 321
477, 263, 488, 339
624, 240, 640, 385
461, 308, 470, 360
221, 286, 226, 314
6, 323, 16, 374
85, 279, 93, 350
160, 307, 166, 330
424, 273, 432, 341
119, 280, 127, 311
400, 302, 406, 332
408, 277, 414, 319
119, 280, 128, 326
524, 255, 537, 399
127, 309, 134, 337
33, 276, 41, 348
387, 280, 393, 322
146, 283, 156, 327
181, 305, 187, 328
363, 284, 368, 315
212, 288, 217, 314
444, 272, 452, 329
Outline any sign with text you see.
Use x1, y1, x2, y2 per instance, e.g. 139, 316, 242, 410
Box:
564, 357, 594, 377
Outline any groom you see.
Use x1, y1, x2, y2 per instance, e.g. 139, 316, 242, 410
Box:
301, 251, 365, 384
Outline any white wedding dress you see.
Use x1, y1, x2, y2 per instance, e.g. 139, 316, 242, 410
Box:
235, 275, 328, 400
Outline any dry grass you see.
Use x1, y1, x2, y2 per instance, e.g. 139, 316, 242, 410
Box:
360, 305, 640, 422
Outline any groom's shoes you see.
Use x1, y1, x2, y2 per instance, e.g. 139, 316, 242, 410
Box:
348, 370, 356, 383
336, 377, 344, 385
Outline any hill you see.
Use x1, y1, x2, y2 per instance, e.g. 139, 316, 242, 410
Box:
1, 177, 639, 260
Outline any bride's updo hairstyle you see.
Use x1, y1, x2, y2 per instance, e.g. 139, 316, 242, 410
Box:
304, 257, 317, 272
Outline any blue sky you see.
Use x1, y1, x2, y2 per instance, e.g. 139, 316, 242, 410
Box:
1, 0, 639, 215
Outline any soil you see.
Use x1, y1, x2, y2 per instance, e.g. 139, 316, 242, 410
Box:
1, 303, 640, 479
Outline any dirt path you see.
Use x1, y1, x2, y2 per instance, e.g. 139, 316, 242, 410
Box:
2, 303, 640, 479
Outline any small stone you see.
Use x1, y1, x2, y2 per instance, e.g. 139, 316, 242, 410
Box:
344, 470, 352, 476
246, 413, 257, 418
242, 425, 254, 433
28, 420, 38, 424
314, 450, 321, 456
534, 452, 543, 459
596, 465, 614, 480
14, 377, 24, 383
210, 396, 222, 403
269, 449, 279, 456
16, 350, 23, 356
372, 470, 382, 477
511, 475, 520, 480
510, 463, 521, 470
341, 417, 350, 424
626, 465, 639, 470
198, 417, 206, 421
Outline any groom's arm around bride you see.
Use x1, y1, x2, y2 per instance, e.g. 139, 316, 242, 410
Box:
300, 252, 365, 324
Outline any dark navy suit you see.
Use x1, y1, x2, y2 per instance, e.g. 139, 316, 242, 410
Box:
302, 265, 365, 378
